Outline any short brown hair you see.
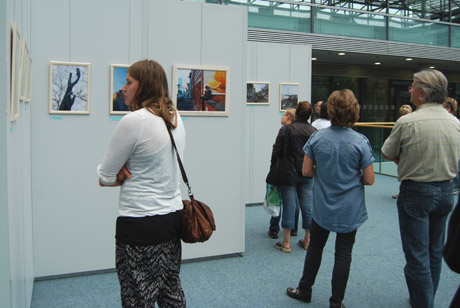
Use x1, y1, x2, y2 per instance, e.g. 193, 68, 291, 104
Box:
327, 89, 360, 127
128, 59, 177, 128
295, 101, 313, 122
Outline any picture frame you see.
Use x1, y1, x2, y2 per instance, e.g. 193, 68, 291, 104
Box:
49, 61, 91, 114
280, 83, 299, 112
20, 42, 30, 102
172, 64, 230, 116
110, 64, 130, 114
10, 22, 21, 121
247, 82, 270, 105
25, 52, 33, 102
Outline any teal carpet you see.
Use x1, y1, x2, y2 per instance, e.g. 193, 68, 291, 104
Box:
31, 174, 459, 307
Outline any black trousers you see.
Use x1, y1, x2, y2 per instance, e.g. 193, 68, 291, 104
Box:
298, 219, 357, 307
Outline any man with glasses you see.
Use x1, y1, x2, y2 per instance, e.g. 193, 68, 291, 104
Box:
382, 69, 460, 308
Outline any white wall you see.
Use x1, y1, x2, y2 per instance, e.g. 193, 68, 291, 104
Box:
31, 0, 247, 277
245, 42, 311, 204
4, 0, 34, 307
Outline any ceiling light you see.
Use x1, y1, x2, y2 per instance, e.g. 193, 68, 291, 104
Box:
374, 62, 381, 65
311, 57, 317, 61
405, 58, 413, 61
429, 66, 435, 69
338, 52, 346, 56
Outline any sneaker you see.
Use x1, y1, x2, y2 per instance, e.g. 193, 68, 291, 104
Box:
392, 194, 399, 199
267, 230, 278, 239
275, 242, 291, 253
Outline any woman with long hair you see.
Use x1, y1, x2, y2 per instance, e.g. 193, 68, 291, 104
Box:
98, 60, 186, 307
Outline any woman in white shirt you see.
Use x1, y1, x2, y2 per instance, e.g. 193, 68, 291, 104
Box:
97, 60, 186, 307
312, 102, 331, 130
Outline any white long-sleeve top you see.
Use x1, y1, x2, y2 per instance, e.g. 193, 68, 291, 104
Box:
97, 108, 186, 217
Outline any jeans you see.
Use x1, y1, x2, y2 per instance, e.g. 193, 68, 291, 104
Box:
397, 179, 455, 308
279, 176, 314, 230
298, 220, 357, 308
269, 196, 300, 233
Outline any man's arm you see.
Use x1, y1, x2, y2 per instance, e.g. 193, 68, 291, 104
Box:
361, 164, 375, 185
302, 154, 316, 177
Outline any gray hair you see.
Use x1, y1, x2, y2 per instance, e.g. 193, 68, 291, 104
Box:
413, 69, 448, 104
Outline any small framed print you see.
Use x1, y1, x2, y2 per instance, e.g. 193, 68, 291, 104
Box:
20, 42, 30, 102
247, 82, 269, 105
110, 64, 130, 114
172, 64, 230, 116
280, 83, 299, 112
10, 22, 21, 121
25, 52, 33, 102
49, 61, 91, 114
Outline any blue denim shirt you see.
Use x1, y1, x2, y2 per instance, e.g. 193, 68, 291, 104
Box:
303, 126, 375, 233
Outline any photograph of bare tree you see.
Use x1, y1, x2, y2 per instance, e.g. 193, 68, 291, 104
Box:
49, 61, 90, 114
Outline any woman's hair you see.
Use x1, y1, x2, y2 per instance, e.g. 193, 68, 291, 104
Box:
127, 59, 178, 128
413, 69, 448, 105
295, 101, 313, 122
443, 97, 458, 114
327, 89, 360, 127
285, 108, 296, 121
319, 102, 329, 119
399, 104, 413, 116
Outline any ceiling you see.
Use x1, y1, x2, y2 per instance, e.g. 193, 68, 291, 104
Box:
311, 49, 460, 73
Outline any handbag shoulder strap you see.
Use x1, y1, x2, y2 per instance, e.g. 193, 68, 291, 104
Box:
165, 123, 193, 197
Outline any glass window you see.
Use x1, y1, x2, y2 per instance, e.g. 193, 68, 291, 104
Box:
314, 7, 386, 40
389, 17, 449, 46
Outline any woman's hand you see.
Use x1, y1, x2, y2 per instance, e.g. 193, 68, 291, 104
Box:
117, 165, 131, 183
99, 165, 131, 187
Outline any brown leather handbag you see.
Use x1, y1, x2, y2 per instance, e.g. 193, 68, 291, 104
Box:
166, 124, 216, 243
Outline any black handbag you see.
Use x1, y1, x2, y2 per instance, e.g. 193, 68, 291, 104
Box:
266, 126, 297, 186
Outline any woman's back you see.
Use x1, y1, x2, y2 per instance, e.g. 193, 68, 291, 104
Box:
304, 126, 374, 233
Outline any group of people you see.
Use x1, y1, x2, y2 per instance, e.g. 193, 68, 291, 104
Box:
95, 58, 460, 308
267, 69, 460, 308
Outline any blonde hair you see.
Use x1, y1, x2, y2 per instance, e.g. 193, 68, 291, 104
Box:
284, 108, 296, 120
399, 105, 412, 116
443, 97, 458, 114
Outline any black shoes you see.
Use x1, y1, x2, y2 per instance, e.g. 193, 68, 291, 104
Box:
267, 230, 278, 239
286, 287, 311, 303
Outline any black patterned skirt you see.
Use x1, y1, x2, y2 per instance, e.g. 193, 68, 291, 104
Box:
116, 239, 186, 308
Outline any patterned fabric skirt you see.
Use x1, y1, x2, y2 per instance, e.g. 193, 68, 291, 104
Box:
116, 239, 186, 308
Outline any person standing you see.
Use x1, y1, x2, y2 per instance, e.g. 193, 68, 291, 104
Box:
286, 89, 374, 308
269, 102, 316, 253
382, 69, 460, 308
267, 108, 300, 239
98, 59, 186, 307
311, 102, 331, 130
310, 100, 323, 123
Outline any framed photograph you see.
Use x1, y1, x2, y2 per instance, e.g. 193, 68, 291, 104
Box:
247, 82, 269, 105
110, 64, 130, 114
25, 52, 33, 102
280, 83, 299, 112
172, 64, 230, 116
10, 22, 21, 121
20, 42, 30, 102
49, 61, 91, 114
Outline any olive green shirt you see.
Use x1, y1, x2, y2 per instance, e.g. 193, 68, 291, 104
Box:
382, 103, 460, 182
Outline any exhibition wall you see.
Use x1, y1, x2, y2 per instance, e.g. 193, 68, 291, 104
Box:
245, 41, 311, 204
30, 0, 248, 277
4, 0, 35, 307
